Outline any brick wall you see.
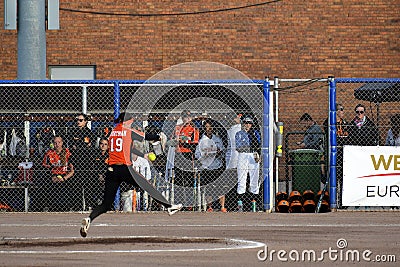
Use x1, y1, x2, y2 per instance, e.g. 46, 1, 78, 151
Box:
1, 0, 399, 80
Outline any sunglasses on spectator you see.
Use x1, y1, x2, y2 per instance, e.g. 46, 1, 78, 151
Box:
355, 110, 364, 114
100, 142, 108, 146
338, 107, 344, 111
76, 118, 85, 122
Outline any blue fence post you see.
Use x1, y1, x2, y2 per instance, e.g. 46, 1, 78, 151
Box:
262, 77, 271, 211
113, 81, 121, 211
328, 76, 337, 209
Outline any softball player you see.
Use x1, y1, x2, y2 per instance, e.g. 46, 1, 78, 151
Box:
235, 117, 261, 198
80, 113, 182, 237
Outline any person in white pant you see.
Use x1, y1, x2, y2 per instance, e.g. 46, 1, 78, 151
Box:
235, 116, 261, 210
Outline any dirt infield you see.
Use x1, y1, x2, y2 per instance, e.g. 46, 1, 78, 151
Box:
1, 211, 399, 266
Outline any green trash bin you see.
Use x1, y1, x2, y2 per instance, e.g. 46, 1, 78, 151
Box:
289, 149, 323, 195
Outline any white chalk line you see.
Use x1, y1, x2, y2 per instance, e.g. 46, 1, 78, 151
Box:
0, 236, 265, 254
1, 223, 400, 227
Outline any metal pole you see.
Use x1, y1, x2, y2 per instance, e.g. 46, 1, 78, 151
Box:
24, 165, 28, 212
113, 82, 121, 211
262, 77, 271, 212
274, 77, 279, 197
113, 82, 121, 121
328, 76, 337, 210
24, 117, 30, 158
82, 86, 87, 114
197, 171, 201, 212
17, 0, 46, 79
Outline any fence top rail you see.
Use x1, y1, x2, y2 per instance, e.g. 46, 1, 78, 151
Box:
278, 78, 328, 82
2, 78, 399, 85
0, 83, 114, 87
335, 78, 400, 83
0, 79, 265, 85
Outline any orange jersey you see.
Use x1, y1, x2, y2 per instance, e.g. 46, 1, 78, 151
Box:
42, 148, 72, 175
108, 122, 133, 165
177, 122, 199, 153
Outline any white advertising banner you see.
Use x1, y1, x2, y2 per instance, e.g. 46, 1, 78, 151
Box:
342, 146, 400, 206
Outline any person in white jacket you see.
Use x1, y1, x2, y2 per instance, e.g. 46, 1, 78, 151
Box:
195, 119, 226, 212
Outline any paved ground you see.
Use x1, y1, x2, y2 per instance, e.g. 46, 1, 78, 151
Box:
0, 211, 399, 266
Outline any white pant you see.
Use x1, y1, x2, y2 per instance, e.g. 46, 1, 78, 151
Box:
237, 152, 260, 194
121, 190, 133, 212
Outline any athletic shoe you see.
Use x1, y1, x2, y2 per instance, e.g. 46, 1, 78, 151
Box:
80, 217, 91, 238
167, 204, 182, 216
207, 207, 213, 212
220, 207, 227, 213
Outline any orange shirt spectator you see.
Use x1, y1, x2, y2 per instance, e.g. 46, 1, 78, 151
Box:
42, 136, 74, 183
176, 111, 199, 153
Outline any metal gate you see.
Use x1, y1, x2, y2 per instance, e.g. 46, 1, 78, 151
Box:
272, 78, 330, 213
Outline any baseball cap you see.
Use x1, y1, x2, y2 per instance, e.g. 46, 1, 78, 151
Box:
243, 116, 253, 124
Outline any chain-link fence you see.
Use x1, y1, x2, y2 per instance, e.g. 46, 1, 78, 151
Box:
0, 80, 267, 213
273, 78, 400, 213
3, 78, 398, 213
335, 78, 400, 211
0, 82, 115, 212
119, 82, 266, 212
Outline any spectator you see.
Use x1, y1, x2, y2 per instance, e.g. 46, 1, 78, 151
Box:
348, 104, 379, 146
323, 103, 349, 146
173, 110, 200, 207
385, 114, 400, 146
323, 103, 349, 208
42, 135, 74, 211
67, 113, 95, 210
235, 116, 261, 211
68, 114, 95, 150
297, 113, 324, 150
384, 114, 400, 211
195, 119, 227, 212
176, 110, 200, 155
90, 138, 109, 209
